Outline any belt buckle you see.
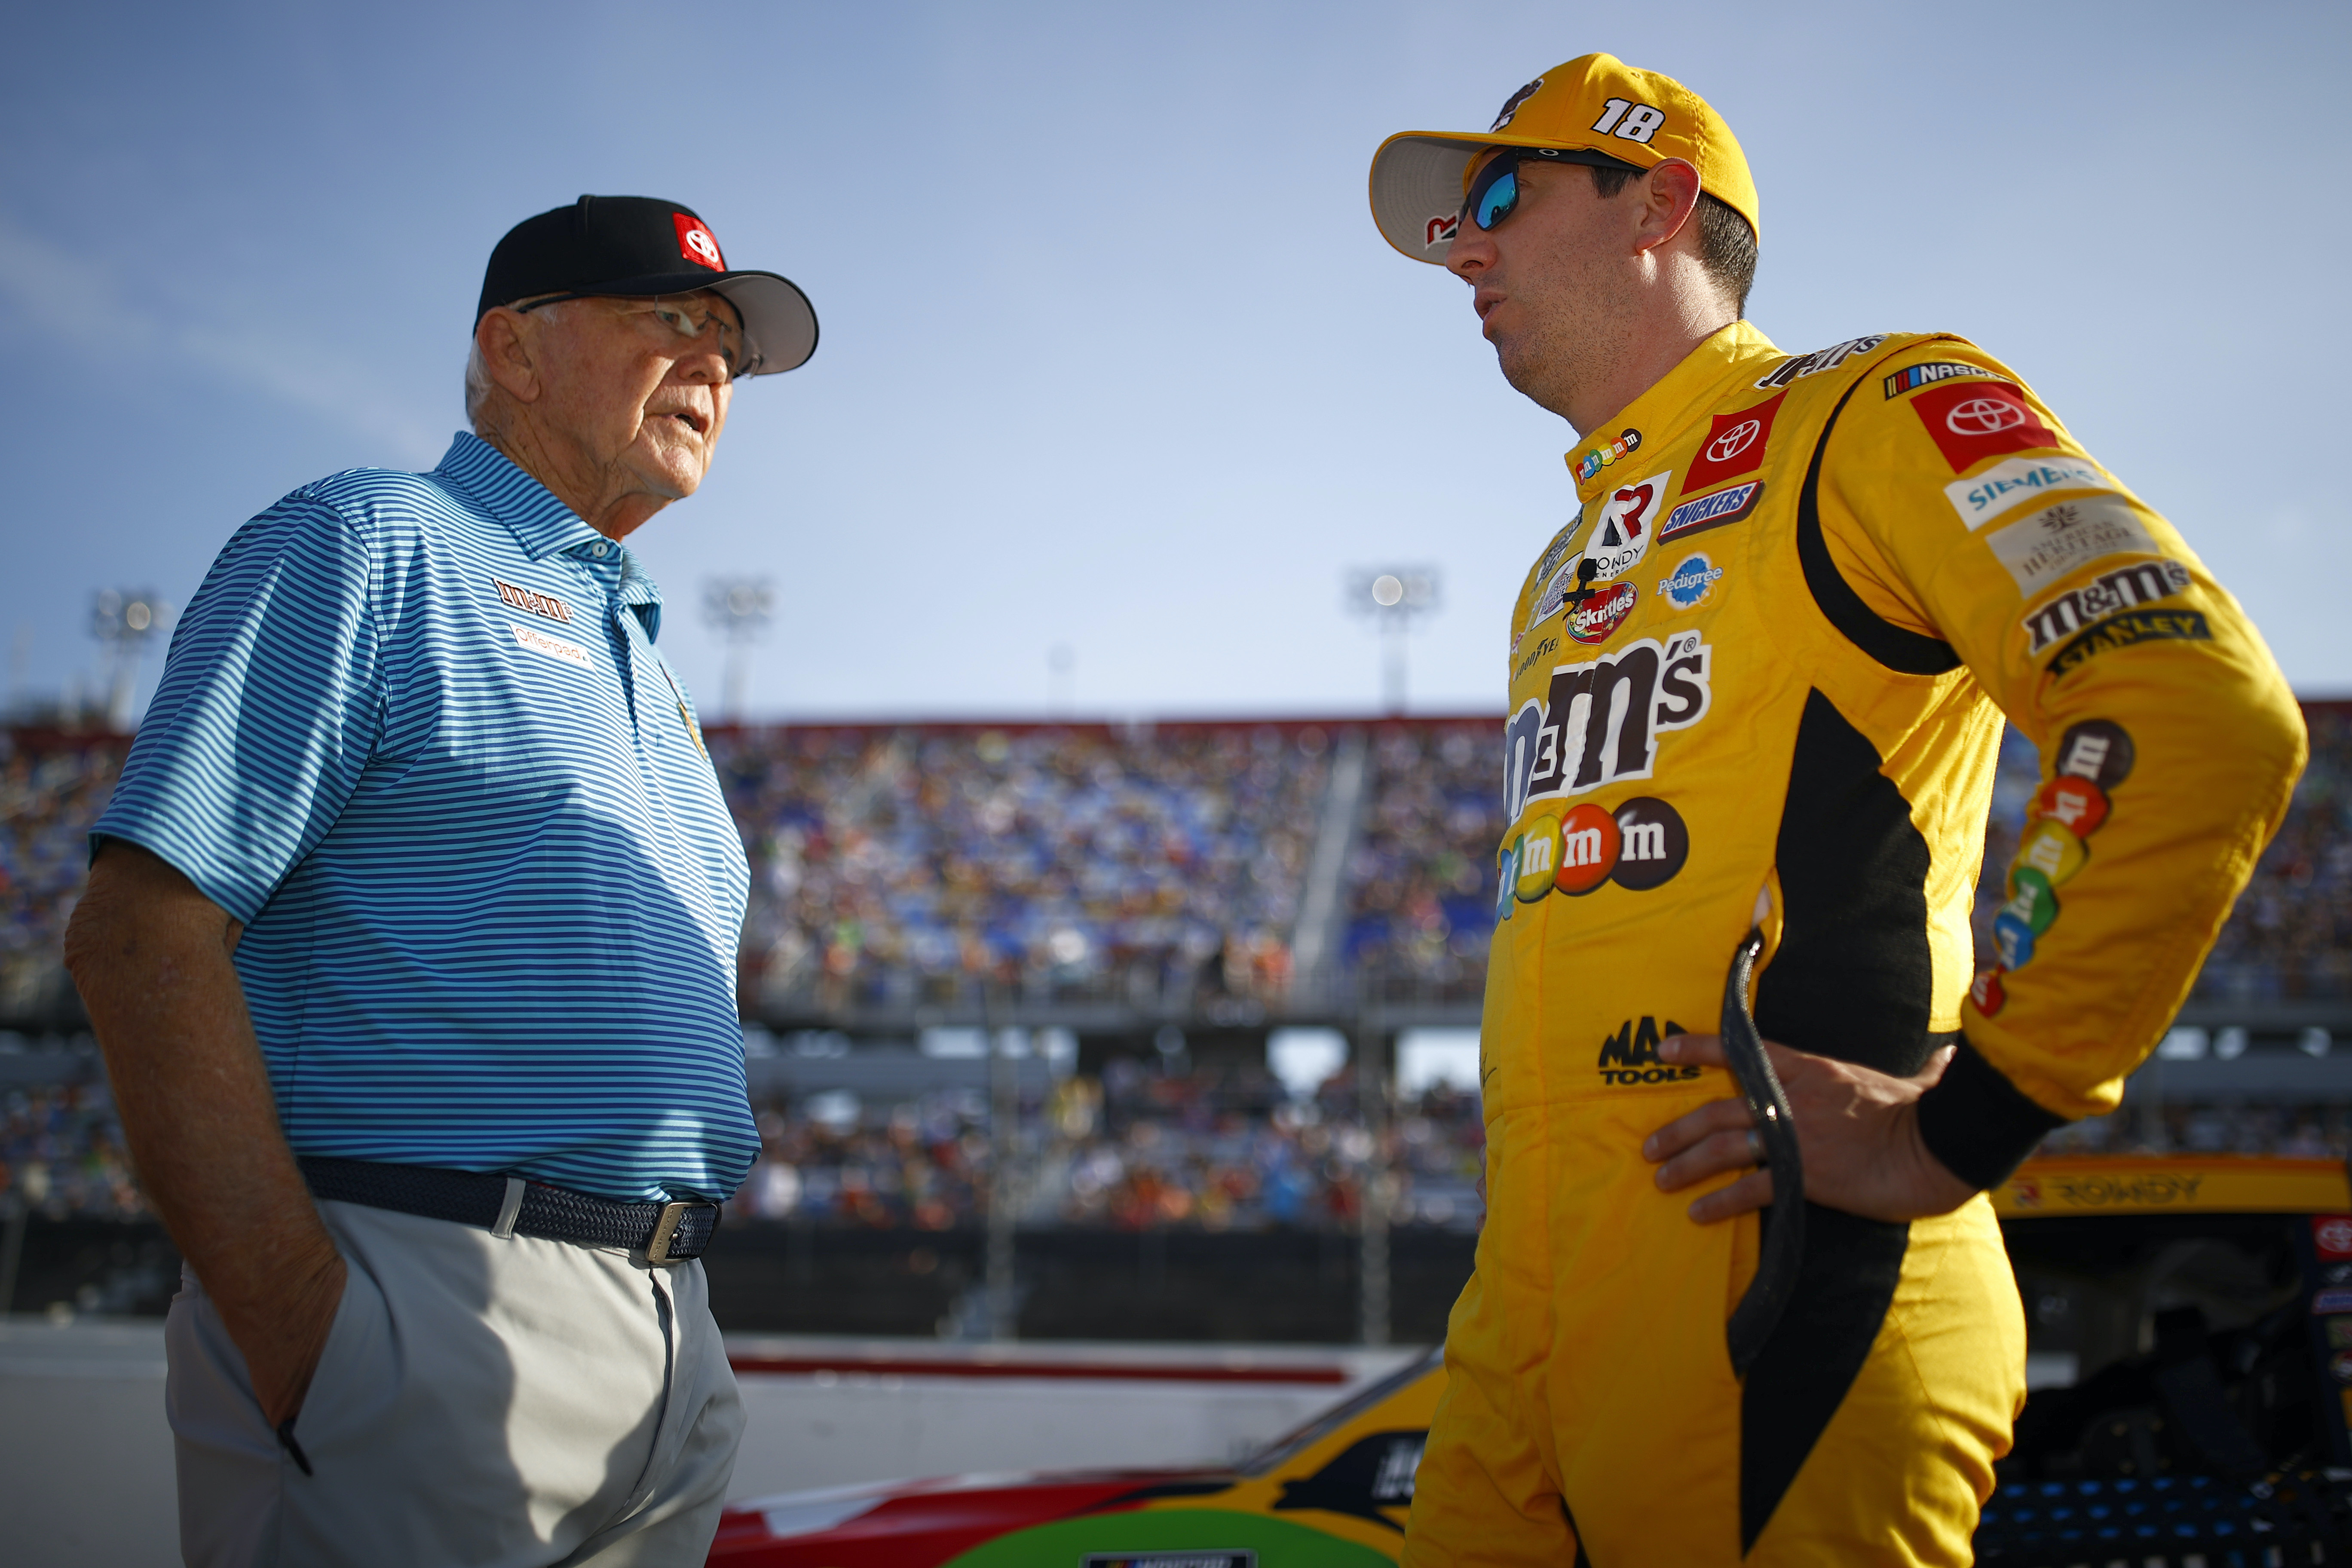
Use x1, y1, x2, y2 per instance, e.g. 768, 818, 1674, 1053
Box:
643, 1200, 714, 1265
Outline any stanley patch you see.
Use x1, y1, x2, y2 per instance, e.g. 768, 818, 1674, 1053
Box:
2045, 608, 2212, 679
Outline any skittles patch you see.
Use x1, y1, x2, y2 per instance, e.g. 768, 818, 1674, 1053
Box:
1567, 581, 1638, 644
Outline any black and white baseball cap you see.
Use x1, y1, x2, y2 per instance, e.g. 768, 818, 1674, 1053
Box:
477, 195, 818, 376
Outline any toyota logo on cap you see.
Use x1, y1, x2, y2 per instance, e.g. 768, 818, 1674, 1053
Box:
674, 213, 725, 272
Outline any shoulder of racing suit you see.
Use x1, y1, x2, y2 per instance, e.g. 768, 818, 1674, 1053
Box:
1785, 330, 2308, 1188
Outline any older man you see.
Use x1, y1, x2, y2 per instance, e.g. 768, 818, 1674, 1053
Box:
63, 195, 815, 1566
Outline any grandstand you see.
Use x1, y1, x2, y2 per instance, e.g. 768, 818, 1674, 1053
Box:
4, 707, 2352, 1255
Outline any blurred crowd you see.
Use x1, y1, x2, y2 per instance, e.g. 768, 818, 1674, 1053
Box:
2193, 704, 2352, 1004
2038, 1100, 2349, 1161
713, 725, 1326, 1013
1341, 723, 1504, 1001
12, 711, 2352, 1029
725, 1060, 1489, 1234
0, 1075, 144, 1220
0, 740, 123, 1020
9, 709, 2352, 1221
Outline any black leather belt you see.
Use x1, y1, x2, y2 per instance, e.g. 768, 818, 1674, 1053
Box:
299, 1157, 720, 1264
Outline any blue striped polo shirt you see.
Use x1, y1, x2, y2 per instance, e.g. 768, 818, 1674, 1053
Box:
94, 432, 756, 1202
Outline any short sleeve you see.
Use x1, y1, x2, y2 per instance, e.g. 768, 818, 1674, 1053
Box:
92, 496, 384, 922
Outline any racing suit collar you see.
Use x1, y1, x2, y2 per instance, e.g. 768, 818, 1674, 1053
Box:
1568, 320, 1784, 505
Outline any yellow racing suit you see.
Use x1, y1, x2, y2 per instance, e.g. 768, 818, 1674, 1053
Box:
1402, 321, 2306, 1565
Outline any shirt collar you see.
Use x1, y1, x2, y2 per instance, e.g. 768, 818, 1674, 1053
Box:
1566, 320, 1786, 505
433, 432, 668, 643
615, 554, 663, 643
432, 431, 604, 562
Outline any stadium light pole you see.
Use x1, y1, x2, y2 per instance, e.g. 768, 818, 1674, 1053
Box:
1346, 569, 1440, 716
701, 576, 774, 722
89, 589, 171, 733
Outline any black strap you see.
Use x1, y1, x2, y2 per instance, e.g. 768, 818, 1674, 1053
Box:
1795, 376, 1962, 675
1720, 926, 1804, 1377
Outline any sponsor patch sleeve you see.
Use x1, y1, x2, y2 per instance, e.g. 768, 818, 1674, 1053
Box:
1819, 342, 2306, 1171
91, 496, 386, 923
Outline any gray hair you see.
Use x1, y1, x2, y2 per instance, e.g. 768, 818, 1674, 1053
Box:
465, 299, 573, 429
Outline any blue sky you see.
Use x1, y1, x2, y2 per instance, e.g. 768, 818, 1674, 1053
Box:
4, 0, 2346, 723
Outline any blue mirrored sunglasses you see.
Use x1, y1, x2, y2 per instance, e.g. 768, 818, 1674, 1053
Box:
1461, 146, 1653, 233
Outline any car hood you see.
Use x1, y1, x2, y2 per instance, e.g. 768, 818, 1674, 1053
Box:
710, 1467, 1240, 1565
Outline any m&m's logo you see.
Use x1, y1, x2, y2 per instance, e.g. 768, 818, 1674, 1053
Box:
1974, 719, 2133, 1017
1574, 427, 1642, 483
1496, 795, 1689, 919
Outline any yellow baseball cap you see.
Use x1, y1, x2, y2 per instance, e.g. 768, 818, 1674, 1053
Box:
1369, 53, 1759, 264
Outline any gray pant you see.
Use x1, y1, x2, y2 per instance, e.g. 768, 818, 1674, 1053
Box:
166, 1197, 744, 1567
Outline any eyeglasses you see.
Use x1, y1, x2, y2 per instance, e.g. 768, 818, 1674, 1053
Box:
1461, 146, 1653, 233
514, 292, 756, 379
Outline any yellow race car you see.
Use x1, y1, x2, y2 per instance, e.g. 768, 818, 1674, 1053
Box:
711, 1155, 2352, 1566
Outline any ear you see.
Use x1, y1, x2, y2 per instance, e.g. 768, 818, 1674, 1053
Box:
475, 309, 543, 404
1633, 158, 1704, 254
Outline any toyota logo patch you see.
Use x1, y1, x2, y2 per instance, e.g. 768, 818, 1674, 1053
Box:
673, 213, 726, 271
1945, 397, 2028, 436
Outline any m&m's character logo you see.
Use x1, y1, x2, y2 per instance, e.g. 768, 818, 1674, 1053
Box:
1575, 427, 1643, 483
1495, 796, 1689, 918
1974, 720, 2133, 1018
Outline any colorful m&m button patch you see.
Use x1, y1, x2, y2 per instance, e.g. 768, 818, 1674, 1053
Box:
1975, 719, 2131, 1017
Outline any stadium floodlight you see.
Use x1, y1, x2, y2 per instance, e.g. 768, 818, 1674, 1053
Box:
1345, 568, 1441, 715
89, 588, 171, 732
701, 576, 774, 722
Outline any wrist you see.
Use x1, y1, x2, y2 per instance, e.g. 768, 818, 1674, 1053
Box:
1899, 1103, 1978, 1217
1914, 1035, 2067, 1190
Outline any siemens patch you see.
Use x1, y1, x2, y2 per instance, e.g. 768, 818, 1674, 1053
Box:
1945, 455, 2119, 530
